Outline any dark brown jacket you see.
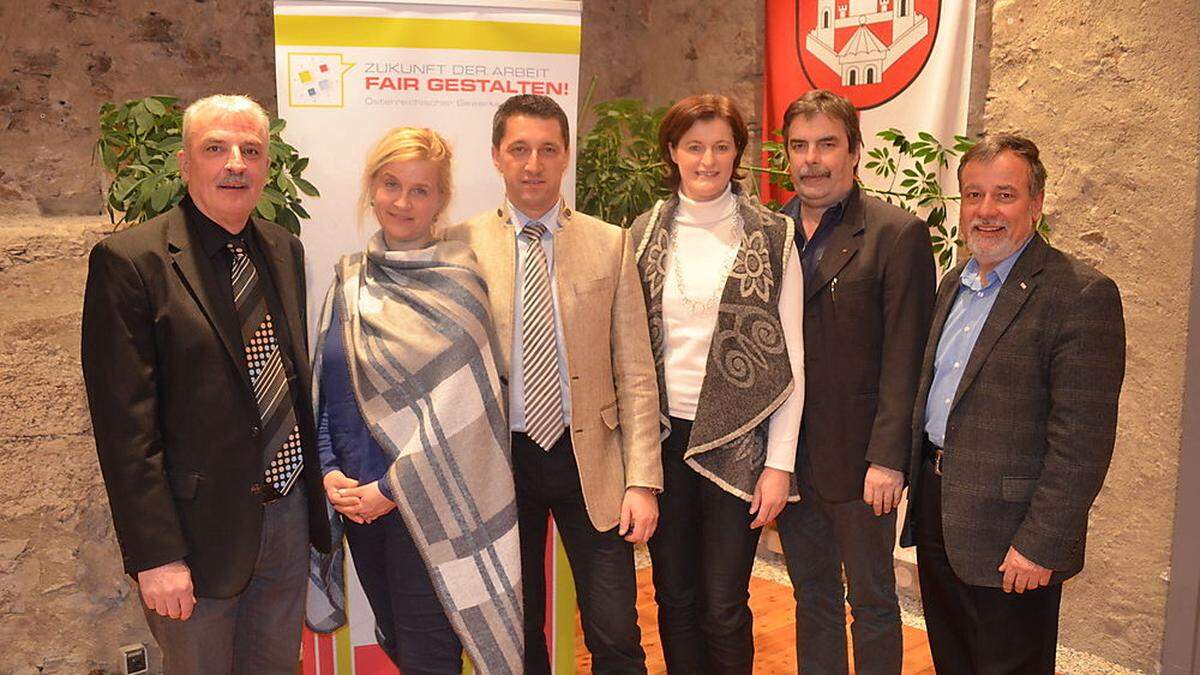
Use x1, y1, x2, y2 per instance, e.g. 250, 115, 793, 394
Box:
785, 187, 936, 502
81, 206, 331, 598
899, 234, 1126, 587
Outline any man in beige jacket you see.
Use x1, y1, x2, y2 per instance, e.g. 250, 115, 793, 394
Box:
442, 94, 661, 674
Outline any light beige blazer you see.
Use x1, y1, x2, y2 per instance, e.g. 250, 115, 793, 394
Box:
442, 201, 662, 531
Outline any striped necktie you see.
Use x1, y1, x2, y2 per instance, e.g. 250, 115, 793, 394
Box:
519, 221, 564, 451
228, 241, 304, 495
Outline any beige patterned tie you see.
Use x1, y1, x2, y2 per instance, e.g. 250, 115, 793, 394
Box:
520, 221, 564, 451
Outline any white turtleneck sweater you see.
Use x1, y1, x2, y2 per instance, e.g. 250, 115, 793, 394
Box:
662, 186, 804, 472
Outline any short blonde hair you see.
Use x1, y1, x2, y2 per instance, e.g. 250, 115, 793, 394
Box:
181, 94, 270, 145
359, 127, 454, 223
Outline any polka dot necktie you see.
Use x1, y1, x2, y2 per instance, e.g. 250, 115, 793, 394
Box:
228, 242, 303, 496
519, 221, 564, 451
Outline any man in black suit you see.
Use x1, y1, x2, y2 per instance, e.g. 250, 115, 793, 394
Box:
900, 133, 1125, 673
81, 94, 330, 674
776, 89, 936, 675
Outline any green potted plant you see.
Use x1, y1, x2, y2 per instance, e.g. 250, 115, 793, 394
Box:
95, 95, 319, 234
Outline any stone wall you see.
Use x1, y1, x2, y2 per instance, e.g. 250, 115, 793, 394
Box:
981, 0, 1200, 670
0, 217, 155, 673
580, 0, 763, 137
0, 1, 279, 671
0, 0, 277, 217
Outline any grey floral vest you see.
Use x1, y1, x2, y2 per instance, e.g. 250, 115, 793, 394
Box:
630, 191, 799, 502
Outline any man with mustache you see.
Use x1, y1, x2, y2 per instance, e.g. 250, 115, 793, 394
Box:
900, 133, 1125, 673
81, 94, 330, 673
775, 89, 936, 675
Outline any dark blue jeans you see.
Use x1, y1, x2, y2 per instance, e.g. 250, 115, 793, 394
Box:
344, 510, 463, 675
143, 484, 309, 675
776, 456, 903, 675
648, 417, 763, 675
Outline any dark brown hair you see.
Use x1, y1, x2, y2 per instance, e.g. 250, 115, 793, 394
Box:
491, 94, 570, 150
658, 94, 749, 191
958, 133, 1047, 195
781, 89, 862, 150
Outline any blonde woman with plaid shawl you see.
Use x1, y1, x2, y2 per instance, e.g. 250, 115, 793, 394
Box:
307, 127, 522, 674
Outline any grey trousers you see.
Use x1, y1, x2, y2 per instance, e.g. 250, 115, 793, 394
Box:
142, 484, 310, 675
777, 461, 903, 675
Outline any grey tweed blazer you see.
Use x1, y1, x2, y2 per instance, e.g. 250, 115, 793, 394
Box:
899, 234, 1126, 587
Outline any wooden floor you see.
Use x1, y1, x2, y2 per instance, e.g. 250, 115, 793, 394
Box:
576, 567, 936, 674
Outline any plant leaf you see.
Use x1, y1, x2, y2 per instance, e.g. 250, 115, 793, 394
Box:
293, 177, 319, 197
255, 197, 277, 221
144, 97, 166, 116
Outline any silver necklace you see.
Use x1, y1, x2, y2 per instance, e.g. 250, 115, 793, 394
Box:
669, 208, 743, 315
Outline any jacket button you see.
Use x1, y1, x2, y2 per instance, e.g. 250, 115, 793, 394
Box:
250, 425, 260, 437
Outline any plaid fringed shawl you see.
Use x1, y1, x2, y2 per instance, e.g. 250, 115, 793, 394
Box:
307, 234, 523, 673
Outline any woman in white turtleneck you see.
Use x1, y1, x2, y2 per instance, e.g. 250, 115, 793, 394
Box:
630, 94, 804, 673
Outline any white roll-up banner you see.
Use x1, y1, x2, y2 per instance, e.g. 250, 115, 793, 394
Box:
274, 2, 581, 672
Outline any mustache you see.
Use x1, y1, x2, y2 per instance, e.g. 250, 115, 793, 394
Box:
796, 164, 830, 178
218, 175, 249, 188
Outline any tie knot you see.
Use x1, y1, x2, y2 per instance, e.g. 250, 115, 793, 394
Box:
521, 221, 548, 242
226, 241, 247, 258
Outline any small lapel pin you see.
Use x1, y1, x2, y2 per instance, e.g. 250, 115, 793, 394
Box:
1019, 281, 1028, 290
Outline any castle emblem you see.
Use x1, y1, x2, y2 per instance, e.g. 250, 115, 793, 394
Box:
796, 0, 940, 109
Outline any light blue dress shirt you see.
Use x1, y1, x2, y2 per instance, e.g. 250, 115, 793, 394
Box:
508, 201, 573, 432
923, 236, 1034, 447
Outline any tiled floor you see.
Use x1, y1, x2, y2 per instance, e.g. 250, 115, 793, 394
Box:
576, 566, 937, 674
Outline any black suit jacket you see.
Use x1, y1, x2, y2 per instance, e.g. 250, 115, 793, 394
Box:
81, 205, 331, 598
899, 235, 1125, 587
784, 188, 936, 502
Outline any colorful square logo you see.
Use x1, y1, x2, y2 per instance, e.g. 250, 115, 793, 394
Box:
288, 53, 354, 108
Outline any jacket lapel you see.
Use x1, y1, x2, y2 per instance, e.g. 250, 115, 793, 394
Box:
552, 203, 581, 349
804, 191, 864, 303
167, 207, 247, 378
911, 265, 964, 438
926, 265, 964, 366
483, 204, 518, 375
950, 236, 1047, 410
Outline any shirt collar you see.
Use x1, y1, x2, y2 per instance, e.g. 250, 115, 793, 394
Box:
508, 199, 562, 233
819, 194, 849, 229
795, 185, 854, 246
781, 182, 855, 222
960, 234, 1035, 291
184, 195, 254, 258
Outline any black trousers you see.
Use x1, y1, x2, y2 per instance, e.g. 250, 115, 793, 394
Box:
647, 417, 763, 675
344, 510, 462, 675
914, 458, 1062, 675
776, 456, 902, 675
513, 430, 645, 675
